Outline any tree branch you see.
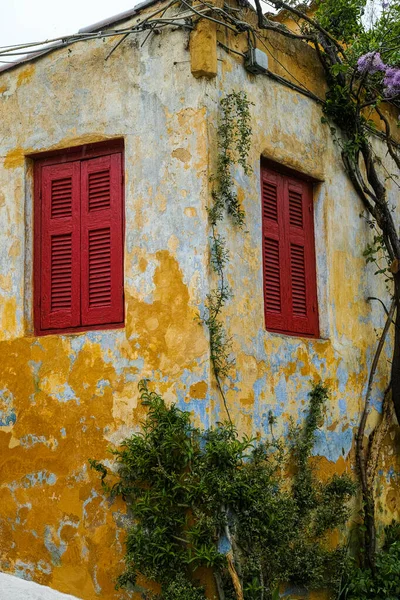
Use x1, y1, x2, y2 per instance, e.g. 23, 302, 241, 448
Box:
268, 0, 347, 58
356, 298, 395, 569
375, 105, 400, 171
253, 0, 315, 42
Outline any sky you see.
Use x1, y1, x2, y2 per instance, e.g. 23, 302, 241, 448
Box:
0, 0, 385, 50
1, 0, 143, 48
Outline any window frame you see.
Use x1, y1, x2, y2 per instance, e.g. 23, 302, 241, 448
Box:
33, 139, 125, 336
261, 159, 319, 339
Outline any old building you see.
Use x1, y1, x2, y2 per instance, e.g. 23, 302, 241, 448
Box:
0, 0, 398, 598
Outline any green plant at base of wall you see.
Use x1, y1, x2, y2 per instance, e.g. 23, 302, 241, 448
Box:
90, 381, 357, 600
340, 522, 400, 599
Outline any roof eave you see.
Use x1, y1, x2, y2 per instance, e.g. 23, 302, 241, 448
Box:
78, 0, 162, 33
0, 0, 162, 76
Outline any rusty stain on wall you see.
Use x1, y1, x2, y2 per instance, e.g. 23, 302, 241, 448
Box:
0, 0, 399, 598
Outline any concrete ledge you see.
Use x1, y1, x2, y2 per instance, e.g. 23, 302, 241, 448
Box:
0, 574, 82, 600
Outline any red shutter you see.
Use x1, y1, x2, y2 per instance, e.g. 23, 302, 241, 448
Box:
80, 154, 124, 326
40, 162, 81, 330
262, 165, 319, 338
262, 170, 289, 332
285, 177, 319, 336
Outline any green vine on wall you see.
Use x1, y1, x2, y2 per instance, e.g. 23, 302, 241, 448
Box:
202, 91, 253, 422
90, 381, 357, 600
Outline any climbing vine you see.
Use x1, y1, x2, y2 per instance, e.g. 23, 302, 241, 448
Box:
201, 91, 253, 421
90, 380, 356, 600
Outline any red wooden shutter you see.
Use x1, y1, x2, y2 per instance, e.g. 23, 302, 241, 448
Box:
40, 162, 81, 330
80, 154, 124, 326
285, 177, 319, 336
262, 169, 288, 332
262, 165, 319, 337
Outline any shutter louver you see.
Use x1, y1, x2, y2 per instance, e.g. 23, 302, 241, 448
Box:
264, 238, 281, 313
290, 244, 307, 316
88, 228, 112, 307
51, 178, 73, 218
50, 233, 73, 311
81, 154, 123, 326
288, 187, 303, 228
263, 181, 278, 222
88, 170, 111, 212
40, 162, 81, 330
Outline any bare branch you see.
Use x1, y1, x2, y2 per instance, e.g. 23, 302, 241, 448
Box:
356, 298, 396, 568
268, 0, 347, 58
375, 105, 400, 171
253, 0, 315, 42
366, 385, 394, 491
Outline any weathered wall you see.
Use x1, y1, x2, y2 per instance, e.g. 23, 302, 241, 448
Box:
0, 2, 399, 598
0, 13, 213, 597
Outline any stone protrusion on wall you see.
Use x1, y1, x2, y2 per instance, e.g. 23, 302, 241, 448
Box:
189, 1, 221, 79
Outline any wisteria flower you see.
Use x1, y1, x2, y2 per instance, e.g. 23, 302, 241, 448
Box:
357, 51, 386, 75
383, 66, 400, 97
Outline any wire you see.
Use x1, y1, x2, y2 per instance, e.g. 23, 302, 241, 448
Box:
254, 31, 320, 98
217, 41, 247, 57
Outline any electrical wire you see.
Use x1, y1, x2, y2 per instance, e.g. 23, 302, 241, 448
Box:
254, 31, 321, 99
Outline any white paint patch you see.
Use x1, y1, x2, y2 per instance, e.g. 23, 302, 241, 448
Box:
0, 573, 82, 600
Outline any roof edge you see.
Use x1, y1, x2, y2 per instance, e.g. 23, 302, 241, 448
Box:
0, 0, 162, 76
78, 0, 162, 33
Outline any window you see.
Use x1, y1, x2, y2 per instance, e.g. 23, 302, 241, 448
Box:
34, 141, 124, 335
261, 162, 319, 337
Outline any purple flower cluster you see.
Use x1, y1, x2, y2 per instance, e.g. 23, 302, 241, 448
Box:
357, 51, 400, 98
383, 67, 400, 97
357, 51, 386, 75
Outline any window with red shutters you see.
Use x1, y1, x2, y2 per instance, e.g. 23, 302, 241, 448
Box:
261, 163, 319, 338
34, 142, 124, 335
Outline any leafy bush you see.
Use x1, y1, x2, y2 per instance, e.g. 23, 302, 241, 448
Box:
90, 382, 356, 599
341, 523, 400, 600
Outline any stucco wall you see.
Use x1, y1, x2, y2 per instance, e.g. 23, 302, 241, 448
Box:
0, 3, 399, 598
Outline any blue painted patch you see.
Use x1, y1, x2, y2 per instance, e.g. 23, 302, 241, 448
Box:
97, 379, 110, 395
313, 428, 353, 462
13, 561, 35, 581
0, 411, 16, 426
44, 525, 65, 566
252, 374, 269, 434
18, 471, 57, 489
20, 434, 57, 449
218, 533, 231, 555
0, 388, 16, 426
338, 398, 347, 417
53, 383, 78, 404
336, 363, 349, 394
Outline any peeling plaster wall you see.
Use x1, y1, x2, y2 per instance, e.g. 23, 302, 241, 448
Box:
215, 38, 400, 522
0, 4, 399, 598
